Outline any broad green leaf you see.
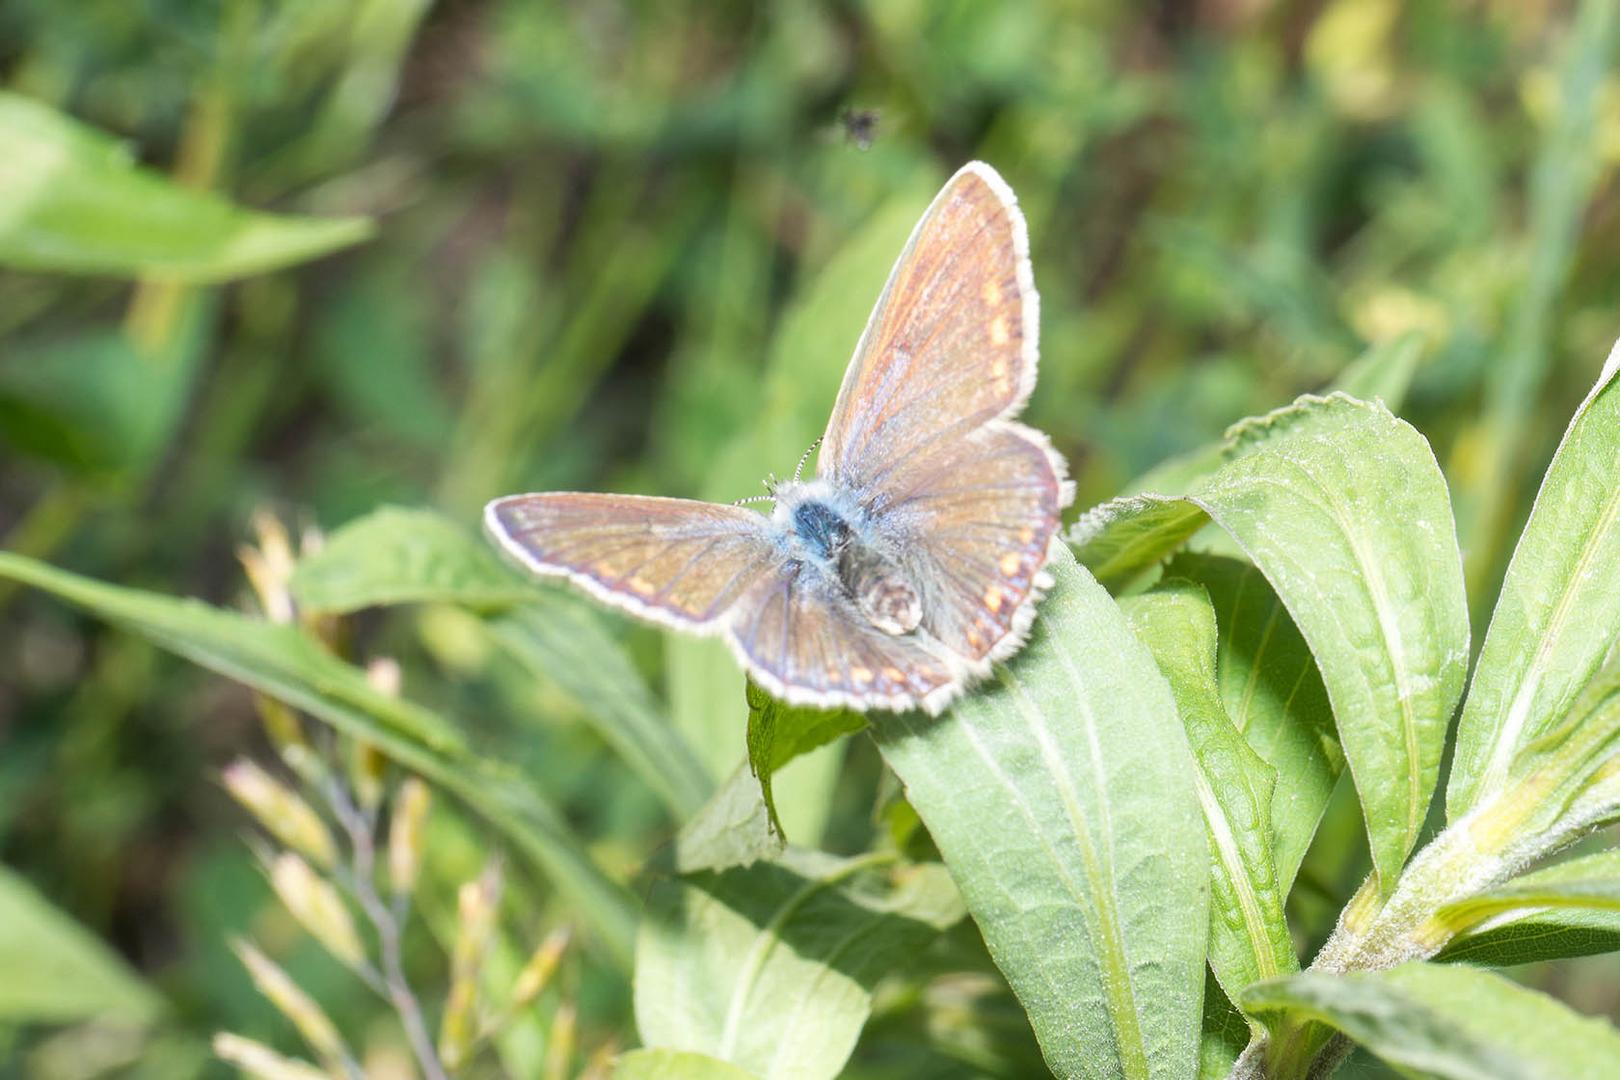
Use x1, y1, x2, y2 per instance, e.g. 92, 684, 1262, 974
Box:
1170, 555, 1339, 891
291, 506, 533, 613
1447, 349, 1620, 819
1242, 962, 1620, 1079
0, 863, 162, 1023
1072, 394, 1469, 885
292, 507, 712, 820
634, 851, 963, 1080
0, 551, 637, 966
615, 1049, 759, 1080
672, 763, 783, 875
0, 92, 371, 281
668, 180, 941, 840
744, 683, 866, 840
1437, 851, 1620, 965
873, 549, 1208, 1080
1123, 583, 1296, 1002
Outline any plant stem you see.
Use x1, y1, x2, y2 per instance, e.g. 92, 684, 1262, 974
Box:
329, 779, 450, 1080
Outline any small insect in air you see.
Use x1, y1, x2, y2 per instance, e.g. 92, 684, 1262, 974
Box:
838, 107, 881, 150
486, 162, 1074, 714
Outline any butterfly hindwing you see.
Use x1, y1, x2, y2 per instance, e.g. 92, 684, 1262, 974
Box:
724, 559, 959, 713
485, 493, 778, 631
888, 423, 1067, 665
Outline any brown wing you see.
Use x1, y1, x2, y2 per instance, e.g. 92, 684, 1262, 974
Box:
724, 560, 962, 714
886, 423, 1069, 666
818, 161, 1038, 497
485, 493, 777, 631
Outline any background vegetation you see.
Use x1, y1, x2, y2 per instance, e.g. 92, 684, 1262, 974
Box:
2, 0, 1619, 1076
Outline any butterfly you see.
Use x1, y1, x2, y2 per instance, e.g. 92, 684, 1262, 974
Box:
486, 162, 1074, 715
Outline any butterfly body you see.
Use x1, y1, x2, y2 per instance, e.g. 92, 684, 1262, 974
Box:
774, 481, 922, 637
487, 161, 1074, 715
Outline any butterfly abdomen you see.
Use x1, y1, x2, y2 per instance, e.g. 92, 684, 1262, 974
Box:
782, 493, 921, 637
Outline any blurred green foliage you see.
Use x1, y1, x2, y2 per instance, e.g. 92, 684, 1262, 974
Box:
4, 0, 1620, 1075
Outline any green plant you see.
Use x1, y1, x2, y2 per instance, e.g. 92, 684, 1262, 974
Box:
4, 343, 1616, 1078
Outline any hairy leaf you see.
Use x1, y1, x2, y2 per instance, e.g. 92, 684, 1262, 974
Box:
1072, 394, 1469, 885
1122, 583, 1295, 1001
1169, 555, 1339, 891
874, 549, 1208, 1080
635, 851, 963, 1080
1447, 350, 1620, 818
1434, 850, 1620, 966
1243, 962, 1620, 1079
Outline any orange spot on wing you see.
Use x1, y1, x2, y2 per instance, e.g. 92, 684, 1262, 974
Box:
1000, 553, 1022, 576
851, 666, 874, 685
1018, 527, 1035, 544
989, 316, 1010, 346
984, 585, 1004, 613
983, 279, 1003, 305
628, 576, 656, 596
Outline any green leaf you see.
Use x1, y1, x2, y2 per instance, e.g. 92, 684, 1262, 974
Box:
0, 550, 638, 966
1447, 351, 1620, 819
672, 763, 783, 875
293, 507, 712, 820
1242, 962, 1620, 1080
1072, 394, 1469, 885
615, 1049, 759, 1080
634, 851, 963, 1080
1437, 849, 1620, 965
744, 683, 866, 840
0, 863, 162, 1023
1169, 555, 1340, 892
291, 506, 534, 613
1433, 850, 1620, 966
873, 549, 1208, 1080
0, 92, 371, 281
1122, 582, 1296, 1003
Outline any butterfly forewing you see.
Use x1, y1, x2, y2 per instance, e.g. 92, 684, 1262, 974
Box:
485, 494, 777, 630
818, 162, 1038, 495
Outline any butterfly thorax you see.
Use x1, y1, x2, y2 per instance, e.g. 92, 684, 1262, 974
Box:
773, 483, 922, 637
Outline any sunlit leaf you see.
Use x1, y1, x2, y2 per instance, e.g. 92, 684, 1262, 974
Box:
1435, 850, 1620, 965
0, 92, 371, 281
874, 549, 1208, 1080
1073, 394, 1469, 885
1168, 555, 1339, 892
1123, 582, 1296, 1003
1447, 349, 1620, 819
0, 863, 162, 1023
1243, 962, 1620, 1079
615, 1049, 759, 1080
635, 851, 963, 1080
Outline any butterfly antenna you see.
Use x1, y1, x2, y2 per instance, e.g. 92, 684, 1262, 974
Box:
734, 473, 780, 507
792, 437, 823, 482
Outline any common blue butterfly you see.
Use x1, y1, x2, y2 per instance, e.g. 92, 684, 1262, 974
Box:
485, 162, 1074, 714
